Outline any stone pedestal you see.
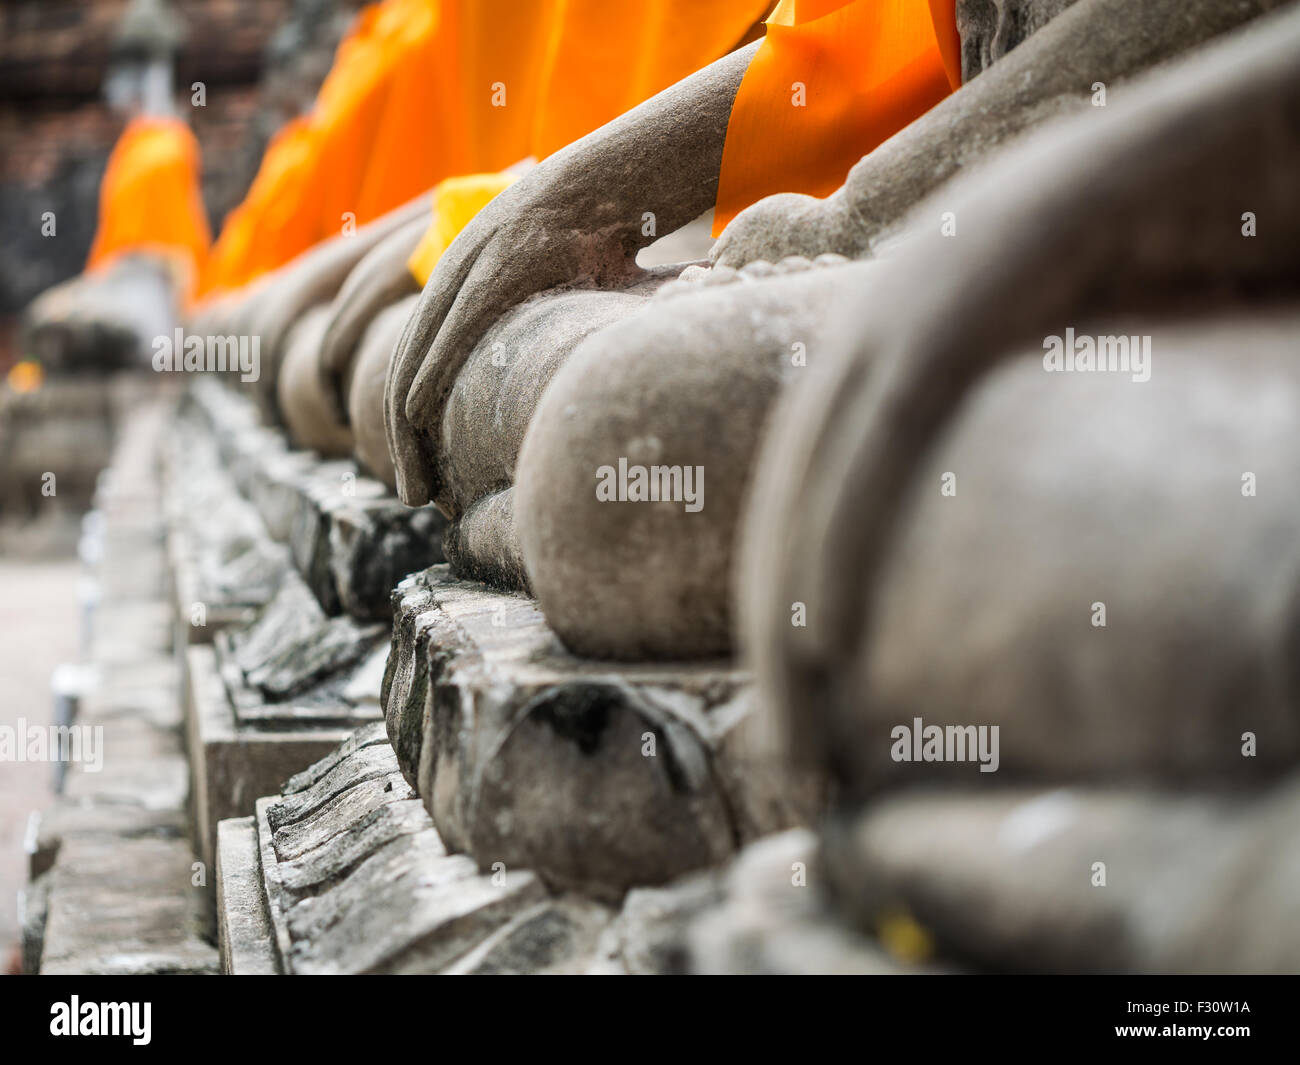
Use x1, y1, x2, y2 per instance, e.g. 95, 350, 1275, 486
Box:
384, 565, 818, 901
166, 379, 444, 869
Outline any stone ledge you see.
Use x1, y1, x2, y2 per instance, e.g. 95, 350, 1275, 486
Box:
27, 390, 217, 976
219, 727, 861, 974
220, 726, 749, 974
215, 817, 279, 975
383, 565, 816, 901
186, 641, 376, 873
230, 726, 576, 973
186, 378, 444, 620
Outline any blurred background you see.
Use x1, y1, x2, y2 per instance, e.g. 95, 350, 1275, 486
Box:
0, 0, 365, 973
0, 0, 372, 372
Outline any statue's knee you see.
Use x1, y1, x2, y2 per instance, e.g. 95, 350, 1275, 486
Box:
278, 305, 353, 458
515, 302, 785, 660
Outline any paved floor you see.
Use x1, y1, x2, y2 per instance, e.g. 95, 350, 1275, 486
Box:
0, 556, 80, 971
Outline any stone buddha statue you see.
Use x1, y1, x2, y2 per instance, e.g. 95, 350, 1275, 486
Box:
729, 4, 1300, 972
190, 193, 431, 473
383, 0, 1283, 660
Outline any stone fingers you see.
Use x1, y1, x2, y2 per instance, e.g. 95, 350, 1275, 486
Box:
383, 233, 489, 506
402, 232, 576, 475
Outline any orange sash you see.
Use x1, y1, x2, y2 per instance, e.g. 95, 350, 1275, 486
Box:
408, 0, 769, 284
713, 0, 960, 235
86, 116, 211, 301
530, 0, 771, 159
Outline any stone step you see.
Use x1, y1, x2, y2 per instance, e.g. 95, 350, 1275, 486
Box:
186, 378, 445, 620
219, 727, 614, 974
384, 565, 816, 900
28, 390, 218, 976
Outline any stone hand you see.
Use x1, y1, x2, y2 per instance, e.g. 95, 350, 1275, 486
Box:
386, 42, 759, 507
709, 190, 866, 269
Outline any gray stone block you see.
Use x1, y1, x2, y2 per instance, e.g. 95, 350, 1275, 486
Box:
187, 377, 444, 620
215, 817, 279, 975
39, 831, 217, 975
186, 642, 373, 872
383, 566, 812, 900
241, 728, 564, 974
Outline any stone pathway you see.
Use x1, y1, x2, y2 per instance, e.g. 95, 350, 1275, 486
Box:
0, 558, 78, 971
23, 393, 217, 974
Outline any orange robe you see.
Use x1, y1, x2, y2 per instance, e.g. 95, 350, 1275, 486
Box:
206, 0, 771, 294
530, 0, 772, 159
203, 116, 320, 292
409, 0, 770, 283
713, 0, 961, 234
86, 115, 211, 301
202, 1, 439, 296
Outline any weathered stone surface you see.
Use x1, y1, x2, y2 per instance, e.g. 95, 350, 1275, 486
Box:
321, 221, 425, 426
821, 777, 1300, 973
854, 315, 1300, 787
29, 397, 218, 975
237, 608, 385, 703
20, 255, 176, 374
383, 566, 811, 900
288, 847, 544, 974
215, 816, 279, 975
281, 719, 386, 789
515, 259, 871, 659
346, 292, 419, 490
187, 642, 374, 870
327, 494, 447, 621
0, 375, 139, 518
238, 727, 558, 974
19, 873, 49, 976
587, 875, 724, 975
165, 400, 291, 642
687, 829, 919, 975
278, 302, 356, 458
444, 896, 613, 975
277, 795, 429, 894
266, 741, 405, 833
189, 376, 445, 619
739, 4, 1300, 793
382, 574, 441, 788
955, 0, 1082, 82
40, 832, 217, 976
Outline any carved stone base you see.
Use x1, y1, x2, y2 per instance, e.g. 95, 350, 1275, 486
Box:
384, 565, 819, 901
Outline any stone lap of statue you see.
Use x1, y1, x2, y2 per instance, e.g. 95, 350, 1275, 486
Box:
738, 1, 1300, 793
385, 0, 1282, 661
198, 191, 431, 412
277, 303, 354, 458
345, 292, 421, 490
724, 5, 1300, 973
317, 216, 428, 423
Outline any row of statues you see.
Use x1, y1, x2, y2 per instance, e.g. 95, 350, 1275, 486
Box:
201, 0, 1295, 667
29, 0, 1300, 968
